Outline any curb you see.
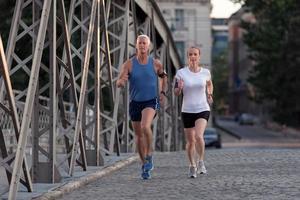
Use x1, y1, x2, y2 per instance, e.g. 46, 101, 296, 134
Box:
214, 120, 242, 140
34, 155, 139, 200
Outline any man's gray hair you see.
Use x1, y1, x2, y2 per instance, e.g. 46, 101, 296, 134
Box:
137, 34, 151, 45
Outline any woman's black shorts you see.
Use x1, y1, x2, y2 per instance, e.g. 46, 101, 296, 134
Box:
181, 111, 210, 128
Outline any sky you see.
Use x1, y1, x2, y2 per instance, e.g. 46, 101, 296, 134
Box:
210, 0, 242, 18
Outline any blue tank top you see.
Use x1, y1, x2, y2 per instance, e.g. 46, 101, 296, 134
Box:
129, 56, 158, 101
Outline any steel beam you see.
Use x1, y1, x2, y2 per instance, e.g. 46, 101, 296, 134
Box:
68, 0, 97, 175
0, 36, 33, 192
8, 0, 53, 198
0, 0, 182, 196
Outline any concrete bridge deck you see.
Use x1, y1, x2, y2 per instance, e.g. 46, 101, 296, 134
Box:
2, 117, 300, 200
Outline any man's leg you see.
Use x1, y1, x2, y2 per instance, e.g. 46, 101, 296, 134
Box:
129, 101, 152, 179
131, 121, 145, 163
132, 121, 151, 179
141, 108, 156, 157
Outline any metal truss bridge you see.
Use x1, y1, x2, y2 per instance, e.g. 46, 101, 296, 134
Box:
0, 0, 182, 199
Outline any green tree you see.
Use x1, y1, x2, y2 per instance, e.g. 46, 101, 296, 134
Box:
0, 0, 16, 46
212, 51, 229, 115
240, 0, 300, 126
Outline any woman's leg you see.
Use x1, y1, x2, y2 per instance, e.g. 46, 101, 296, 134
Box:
184, 128, 196, 166
194, 118, 207, 161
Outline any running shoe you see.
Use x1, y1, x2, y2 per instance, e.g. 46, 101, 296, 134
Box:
144, 155, 153, 171
141, 164, 151, 179
197, 160, 207, 174
188, 165, 197, 178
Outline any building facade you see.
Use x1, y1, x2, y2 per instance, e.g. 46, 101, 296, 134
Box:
156, 0, 212, 68
228, 7, 260, 116
211, 18, 228, 58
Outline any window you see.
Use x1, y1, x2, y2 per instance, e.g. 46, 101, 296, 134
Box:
175, 9, 184, 29
175, 41, 185, 64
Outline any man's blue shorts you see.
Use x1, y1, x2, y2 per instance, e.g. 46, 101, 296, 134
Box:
129, 98, 160, 122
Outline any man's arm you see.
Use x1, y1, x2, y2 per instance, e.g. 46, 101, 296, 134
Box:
154, 59, 168, 95
116, 60, 131, 88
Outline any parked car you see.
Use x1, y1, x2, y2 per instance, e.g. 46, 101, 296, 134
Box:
238, 113, 255, 125
204, 127, 222, 148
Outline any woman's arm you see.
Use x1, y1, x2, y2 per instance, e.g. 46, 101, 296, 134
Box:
174, 77, 183, 96
154, 59, 168, 95
206, 79, 213, 96
206, 79, 213, 104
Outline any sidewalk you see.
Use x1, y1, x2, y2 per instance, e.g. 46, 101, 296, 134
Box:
1, 154, 139, 200
58, 150, 300, 200
215, 116, 300, 148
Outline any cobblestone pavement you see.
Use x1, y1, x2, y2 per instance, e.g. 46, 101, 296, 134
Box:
59, 148, 300, 200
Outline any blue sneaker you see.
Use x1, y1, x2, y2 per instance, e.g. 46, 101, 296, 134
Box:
144, 155, 153, 171
141, 165, 151, 179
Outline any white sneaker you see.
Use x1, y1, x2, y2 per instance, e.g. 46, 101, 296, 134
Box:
197, 160, 207, 174
188, 166, 197, 178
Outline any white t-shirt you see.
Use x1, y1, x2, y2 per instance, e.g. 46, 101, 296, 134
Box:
175, 66, 211, 113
